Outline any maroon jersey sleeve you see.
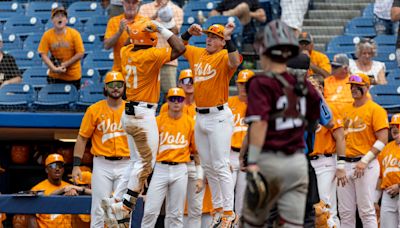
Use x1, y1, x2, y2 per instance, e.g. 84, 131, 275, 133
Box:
245, 76, 272, 122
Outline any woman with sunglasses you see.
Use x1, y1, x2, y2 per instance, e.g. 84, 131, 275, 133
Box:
349, 39, 387, 85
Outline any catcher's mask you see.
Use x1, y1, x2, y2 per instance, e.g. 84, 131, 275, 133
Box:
246, 171, 268, 210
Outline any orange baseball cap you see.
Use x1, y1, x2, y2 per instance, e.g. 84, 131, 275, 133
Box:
203, 24, 225, 39
70, 171, 92, 185
45, 153, 65, 166
347, 73, 370, 87
167, 87, 186, 98
390, 113, 400, 125
104, 71, 124, 84
51, 6, 68, 18
178, 69, 193, 81
236, 69, 255, 83
128, 18, 158, 47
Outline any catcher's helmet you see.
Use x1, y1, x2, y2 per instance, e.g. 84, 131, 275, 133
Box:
246, 171, 269, 210
262, 20, 299, 59
128, 18, 158, 47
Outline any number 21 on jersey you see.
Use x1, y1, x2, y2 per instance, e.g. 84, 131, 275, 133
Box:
125, 65, 138, 89
275, 96, 306, 131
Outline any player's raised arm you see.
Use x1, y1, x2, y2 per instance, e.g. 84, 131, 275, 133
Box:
223, 22, 241, 70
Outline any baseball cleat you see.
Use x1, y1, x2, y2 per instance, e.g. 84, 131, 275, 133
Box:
110, 201, 131, 228
210, 212, 222, 228
101, 198, 118, 228
219, 213, 239, 228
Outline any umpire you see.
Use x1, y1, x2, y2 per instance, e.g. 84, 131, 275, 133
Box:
242, 20, 321, 227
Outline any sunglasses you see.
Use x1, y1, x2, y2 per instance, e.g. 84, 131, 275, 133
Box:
106, 81, 124, 89
48, 163, 64, 169
359, 38, 376, 45
348, 75, 364, 84
168, 96, 185, 103
180, 78, 193, 85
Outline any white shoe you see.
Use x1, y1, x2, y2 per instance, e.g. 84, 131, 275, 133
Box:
220, 213, 239, 228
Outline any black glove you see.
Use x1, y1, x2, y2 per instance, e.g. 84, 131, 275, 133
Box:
246, 170, 268, 210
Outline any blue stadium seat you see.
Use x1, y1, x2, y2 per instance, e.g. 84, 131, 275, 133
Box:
76, 83, 104, 109
177, 59, 190, 73
22, 67, 48, 89
183, 1, 218, 16
81, 68, 101, 87
34, 84, 78, 110
370, 84, 400, 96
344, 17, 376, 37
374, 35, 396, 53
362, 3, 374, 18
0, 83, 35, 111
203, 16, 243, 35
326, 35, 357, 54
83, 51, 114, 74
0, 2, 24, 22
373, 52, 396, 62
3, 16, 44, 37
1, 32, 22, 50
385, 61, 398, 71
67, 2, 104, 22
7, 50, 42, 71
81, 33, 103, 53
180, 15, 198, 34
44, 18, 84, 32
84, 15, 108, 36
189, 36, 206, 47
386, 68, 400, 82
23, 34, 43, 51
25, 1, 62, 24
372, 95, 400, 109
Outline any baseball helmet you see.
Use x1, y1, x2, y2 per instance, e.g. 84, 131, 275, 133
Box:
203, 24, 225, 39
245, 171, 268, 210
261, 20, 299, 59
236, 69, 255, 83
178, 69, 193, 81
45, 153, 65, 166
390, 113, 400, 125
11, 145, 30, 165
167, 87, 186, 98
128, 18, 158, 47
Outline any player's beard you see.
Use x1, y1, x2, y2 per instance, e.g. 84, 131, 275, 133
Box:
107, 90, 123, 99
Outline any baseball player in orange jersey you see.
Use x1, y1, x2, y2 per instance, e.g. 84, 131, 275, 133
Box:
71, 71, 130, 227
141, 88, 196, 227
228, 69, 254, 219
102, 18, 186, 227
181, 22, 242, 227
337, 73, 389, 228
376, 113, 400, 228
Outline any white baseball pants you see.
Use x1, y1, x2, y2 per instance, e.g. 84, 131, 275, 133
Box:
195, 106, 234, 211
230, 150, 246, 217
380, 191, 400, 228
141, 162, 188, 228
337, 159, 380, 228
310, 155, 340, 228
114, 106, 159, 200
90, 156, 130, 228
185, 161, 205, 228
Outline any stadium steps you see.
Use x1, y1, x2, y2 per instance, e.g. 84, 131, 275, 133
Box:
303, 19, 349, 27
307, 10, 361, 20
313, 2, 371, 10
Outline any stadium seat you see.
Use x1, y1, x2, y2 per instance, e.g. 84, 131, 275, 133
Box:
372, 95, 400, 109
67, 2, 104, 22
0, 2, 24, 22
0, 83, 35, 111
386, 68, 400, 82
180, 15, 198, 34
203, 16, 243, 35
344, 17, 376, 37
81, 68, 101, 86
183, 1, 217, 16
370, 84, 400, 96
177, 59, 190, 73
84, 15, 108, 36
34, 84, 78, 110
385, 61, 398, 71
326, 35, 358, 54
7, 50, 42, 71
44, 18, 84, 32
1, 32, 22, 50
373, 52, 396, 62
189, 36, 206, 47
362, 3, 374, 18
76, 83, 104, 109
374, 35, 396, 53
22, 67, 48, 89
80, 33, 103, 53
83, 51, 114, 75
3, 16, 44, 38
23, 34, 43, 51
25, 1, 62, 24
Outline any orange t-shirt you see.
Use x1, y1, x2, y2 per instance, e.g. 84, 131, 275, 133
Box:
309, 50, 332, 76
79, 100, 129, 157
156, 113, 196, 163
104, 14, 145, 72
228, 96, 247, 149
121, 44, 171, 103
159, 102, 196, 119
342, 100, 388, 157
310, 103, 343, 156
378, 141, 400, 189
183, 45, 238, 107
38, 27, 84, 81
31, 180, 72, 228
324, 75, 353, 111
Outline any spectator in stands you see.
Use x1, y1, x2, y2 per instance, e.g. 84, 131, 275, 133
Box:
280, 0, 309, 36
0, 33, 22, 89
139, 0, 184, 98
374, 0, 398, 35
27, 154, 88, 228
298, 32, 332, 78
38, 7, 85, 90
104, 0, 144, 72
392, 0, 400, 66
108, 0, 124, 18
349, 38, 387, 85
324, 54, 353, 111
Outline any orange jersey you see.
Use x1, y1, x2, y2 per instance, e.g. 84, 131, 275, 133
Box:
184, 45, 238, 107
309, 50, 332, 76
159, 102, 196, 119
31, 180, 72, 228
342, 100, 388, 157
324, 75, 353, 111
310, 103, 343, 156
38, 27, 84, 81
228, 96, 247, 149
156, 113, 196, 163
104, 14, 145, 72
378, 141, 400, 189
121, 44, 171, 103
79, 100, 129, 157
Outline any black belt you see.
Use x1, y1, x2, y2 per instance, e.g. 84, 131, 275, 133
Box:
131, 101, 155, 109
190, 155, 194, 161
338, 156, 362, 163
161, 161, 180, 165
309, 154, 333, 160
99, 156, 126, 161
231, 147, 241, 152
196, 105, 224, 114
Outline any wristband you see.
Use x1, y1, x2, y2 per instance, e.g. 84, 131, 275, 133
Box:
336, 160, 345, 170
373, 140, 385, 151
196, 165, 204, 180
181, 31, 192, 41
73, 156, 82, 166
248, 145, 262, 164
225, 39, 237, 53
159, 27, 174, 40
361, 151, 375, 164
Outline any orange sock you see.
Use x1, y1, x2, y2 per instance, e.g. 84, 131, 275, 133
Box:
223, 210, 234, 216
214, 207, 223, 214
